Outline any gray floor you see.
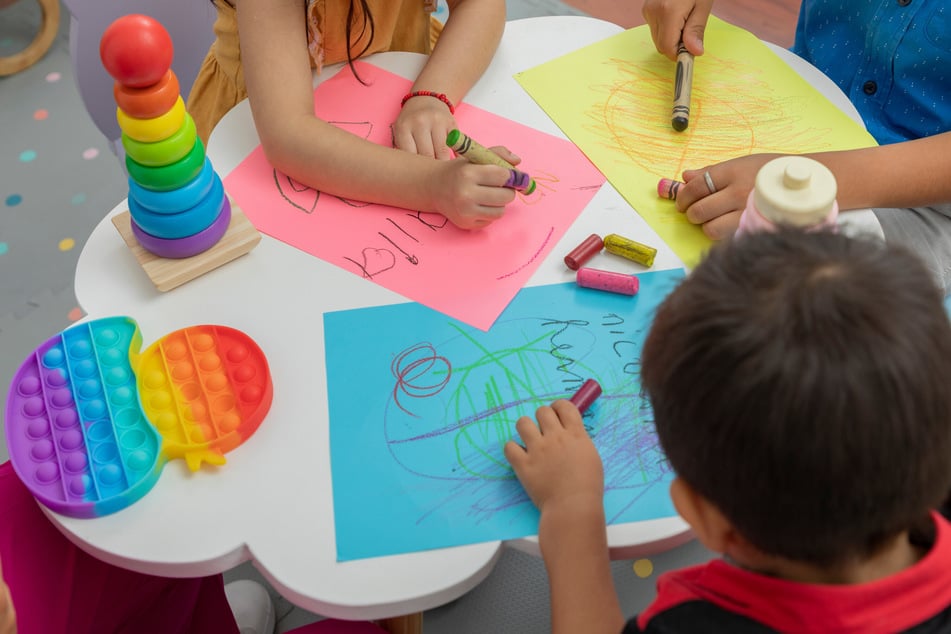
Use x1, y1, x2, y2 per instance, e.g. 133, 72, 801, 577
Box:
0, 1, 713, 631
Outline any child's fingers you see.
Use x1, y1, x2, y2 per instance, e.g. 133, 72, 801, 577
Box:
551, 399, 585, 434
433, 129, 453, 161
514, 414, 542, 446
700, 209, 742, 240
682, 1, 712, 55
392, 127, 418, 155
503, 439, 526, 467
468, 165, 518, 206
487, 145, 521, 166
675, 168, 713, 212
413, 132, 437, 159
536, 405, 563, 436
642, 9, 684, 59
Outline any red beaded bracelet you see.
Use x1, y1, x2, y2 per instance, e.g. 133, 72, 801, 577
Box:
400, 90, 455, 114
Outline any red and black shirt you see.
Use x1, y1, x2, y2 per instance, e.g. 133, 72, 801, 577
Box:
625, 512, 951, 633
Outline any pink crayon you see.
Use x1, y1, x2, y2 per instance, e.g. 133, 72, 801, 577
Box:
576, 267, 640, 296
569, 379, 602, 413
657, 178, 685, 201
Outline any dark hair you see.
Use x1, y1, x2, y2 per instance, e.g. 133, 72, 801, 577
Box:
344, 0, 375, 83
213, 0, 375, 81
641, 228, 951, 566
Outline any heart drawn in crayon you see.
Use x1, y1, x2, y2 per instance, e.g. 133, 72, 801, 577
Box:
273, 170, 319, 214
346, 247, 396, 279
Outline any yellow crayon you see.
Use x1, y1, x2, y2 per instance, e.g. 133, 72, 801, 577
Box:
603, 233, 657, 268
446, 129, 537, 194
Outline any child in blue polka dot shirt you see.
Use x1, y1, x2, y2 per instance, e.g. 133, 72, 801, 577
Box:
640, 0, 951, 291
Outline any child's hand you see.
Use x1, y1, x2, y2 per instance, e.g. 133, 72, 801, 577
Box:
642, 0, 714, 59
0, 559, 15, 634
504, 400, 604, 514
432, 159, 517, 230
393, 96, 458, 160
675, 153, 782, 239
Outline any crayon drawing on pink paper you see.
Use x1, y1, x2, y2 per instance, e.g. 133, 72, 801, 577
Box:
224, 61, 605, 330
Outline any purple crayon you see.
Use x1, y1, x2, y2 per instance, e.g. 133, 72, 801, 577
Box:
505, 168, 537, 193
569, 378, 602, 413
658, 178, 684, 201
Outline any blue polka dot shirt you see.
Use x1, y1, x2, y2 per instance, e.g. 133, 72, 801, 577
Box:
792, 0, 950, 145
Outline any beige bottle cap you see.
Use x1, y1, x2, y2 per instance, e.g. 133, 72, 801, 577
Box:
753, 156, 837, 227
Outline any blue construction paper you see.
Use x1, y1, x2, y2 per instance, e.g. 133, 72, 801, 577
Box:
324, 270, 685, 561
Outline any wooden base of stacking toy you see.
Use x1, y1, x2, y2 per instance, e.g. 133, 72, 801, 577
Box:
112, 201, 261, 292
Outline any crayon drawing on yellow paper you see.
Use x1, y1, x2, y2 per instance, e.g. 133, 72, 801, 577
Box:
515, 16, 877, 267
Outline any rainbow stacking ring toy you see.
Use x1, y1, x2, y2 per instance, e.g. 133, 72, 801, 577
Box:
5, 316, 272, 518
101, 14, 230, 259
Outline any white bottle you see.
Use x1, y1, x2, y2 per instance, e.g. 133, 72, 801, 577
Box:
737, 156, 838, 236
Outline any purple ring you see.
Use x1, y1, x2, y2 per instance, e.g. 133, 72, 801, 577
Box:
131, 196, 231, 259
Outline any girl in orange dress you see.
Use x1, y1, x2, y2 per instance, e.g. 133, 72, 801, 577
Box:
189, 0, 516, 230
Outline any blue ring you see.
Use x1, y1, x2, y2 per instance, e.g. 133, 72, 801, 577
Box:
129, 158, 215, 215
129, 174, 225, 239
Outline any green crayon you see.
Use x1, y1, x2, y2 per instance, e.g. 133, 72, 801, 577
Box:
446, 129, 537, 194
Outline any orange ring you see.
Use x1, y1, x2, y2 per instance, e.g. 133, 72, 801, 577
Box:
114, 70, 181, 119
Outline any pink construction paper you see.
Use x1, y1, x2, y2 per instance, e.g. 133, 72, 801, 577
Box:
224, 61, 604, 330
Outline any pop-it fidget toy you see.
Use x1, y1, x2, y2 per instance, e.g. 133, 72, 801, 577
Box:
5, 316, 272, 518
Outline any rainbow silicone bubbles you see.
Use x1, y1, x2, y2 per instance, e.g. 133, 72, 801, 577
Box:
5, 317, 271, 518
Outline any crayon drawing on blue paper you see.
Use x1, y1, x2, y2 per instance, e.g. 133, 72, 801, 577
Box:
324, 269, 685, 561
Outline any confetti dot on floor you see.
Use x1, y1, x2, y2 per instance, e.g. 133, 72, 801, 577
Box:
67, 307, 85, 322
82, 148, 99, 160
58, 238, 76, 252
45, 71, 61, 82
19, 150, 37, 163
5, 194, 22, 206
0, 243, 8, 256
632, 558, 654, 578
70, 193, 87, 205
33, 109, 48, 120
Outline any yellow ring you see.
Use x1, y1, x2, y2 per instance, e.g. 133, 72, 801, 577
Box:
122, 114, 197, 167
117, 96, 186, 143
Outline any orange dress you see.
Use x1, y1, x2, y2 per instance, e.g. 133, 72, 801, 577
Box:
187, 0, 440, 143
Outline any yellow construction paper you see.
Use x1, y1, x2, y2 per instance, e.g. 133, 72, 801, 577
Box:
515, 16, 877, 267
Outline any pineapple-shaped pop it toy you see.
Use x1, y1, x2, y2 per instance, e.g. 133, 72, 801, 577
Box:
5, 317, 272, 518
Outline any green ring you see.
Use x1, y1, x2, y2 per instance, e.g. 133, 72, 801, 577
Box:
121, 114, 197, 167
126, 138, 206, 191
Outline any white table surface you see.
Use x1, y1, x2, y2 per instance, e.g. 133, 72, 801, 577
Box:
56, 16, 878, 620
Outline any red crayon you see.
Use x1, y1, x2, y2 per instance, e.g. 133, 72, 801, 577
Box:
570, 379, 602, 413
564, 233, 603, 270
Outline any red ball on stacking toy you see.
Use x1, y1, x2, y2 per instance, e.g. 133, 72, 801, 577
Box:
99, 14, 174, 88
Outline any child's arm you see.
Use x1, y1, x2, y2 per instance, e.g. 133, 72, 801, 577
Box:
236, 0, 514, 230
641, 0, 714, 59
394, 0, 507, 159
504, 400, 625, 634
670, 131, 951, 239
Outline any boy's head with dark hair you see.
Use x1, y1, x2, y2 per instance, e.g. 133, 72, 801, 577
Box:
641, 228, 951, 567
